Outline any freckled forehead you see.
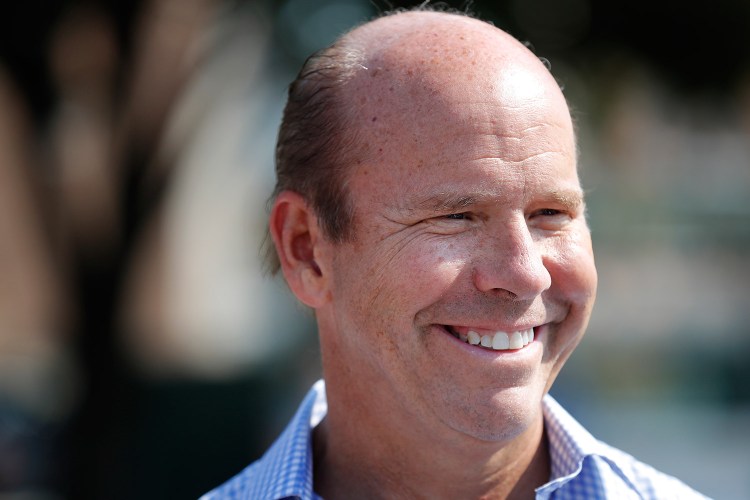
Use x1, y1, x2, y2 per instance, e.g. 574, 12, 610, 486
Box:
343, 12, 571, 138
339, 11, 577, 202
347, 13, 555, 98
350, 12, 528, 66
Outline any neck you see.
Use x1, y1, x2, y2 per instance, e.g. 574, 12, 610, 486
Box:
313, 381, 551, 500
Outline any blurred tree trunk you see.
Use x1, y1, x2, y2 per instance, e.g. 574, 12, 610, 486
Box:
0, 1, 219, 497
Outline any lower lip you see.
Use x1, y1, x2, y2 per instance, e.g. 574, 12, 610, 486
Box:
436, 324, 545, 360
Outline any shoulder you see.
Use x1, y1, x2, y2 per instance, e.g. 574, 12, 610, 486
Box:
593, 441, 710, 499
199, 380, 327, 500
199, 461, 264, 500
542, 395, 710, 499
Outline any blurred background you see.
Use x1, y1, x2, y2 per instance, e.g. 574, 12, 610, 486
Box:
0, 0, 748, 498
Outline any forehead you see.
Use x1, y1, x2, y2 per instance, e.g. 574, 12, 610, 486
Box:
347, 131, 579, 216
338, 13, 578, 205
348, 69, 576, 190
344, 13, 558, 113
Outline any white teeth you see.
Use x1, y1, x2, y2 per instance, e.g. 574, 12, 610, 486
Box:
460, 327, 536, 351
509, 331, 523, 349
492, 332, 509, 350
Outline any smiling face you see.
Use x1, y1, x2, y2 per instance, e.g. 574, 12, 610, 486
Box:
309, 14, 597, 444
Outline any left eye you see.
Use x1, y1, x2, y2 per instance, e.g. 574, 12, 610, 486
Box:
536, 209, 561, 217
444, 213, 468, 220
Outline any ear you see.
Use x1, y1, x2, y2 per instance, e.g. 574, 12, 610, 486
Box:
269, 191, 331, 308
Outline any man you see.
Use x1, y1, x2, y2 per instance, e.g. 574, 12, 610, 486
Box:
203, 8, 707, 499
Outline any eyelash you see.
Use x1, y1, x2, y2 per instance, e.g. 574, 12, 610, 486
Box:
535, 208, 562, 217
432, 208, 570, 232
444, 213, 469, 220
444, 209, 563, 219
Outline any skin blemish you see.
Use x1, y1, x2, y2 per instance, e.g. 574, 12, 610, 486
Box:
372, 116, 378, 122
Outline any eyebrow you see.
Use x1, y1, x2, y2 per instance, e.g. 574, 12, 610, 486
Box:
546, 189, 585, 211
415, 193, 482, 212
412, 188, 585, 213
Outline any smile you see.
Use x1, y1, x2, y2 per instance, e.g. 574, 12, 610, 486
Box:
446, 326, 535, 351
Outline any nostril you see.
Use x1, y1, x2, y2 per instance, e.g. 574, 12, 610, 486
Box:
490, 287, 518, 300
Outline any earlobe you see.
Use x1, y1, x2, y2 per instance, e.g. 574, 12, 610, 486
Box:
269, 191, 330, 308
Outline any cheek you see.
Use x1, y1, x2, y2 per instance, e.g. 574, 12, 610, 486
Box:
367, 236, 466, 291
328, 242, 466, 370
540, 231, 597, 383
333, 237, 469, 335
543, 229, 597, 304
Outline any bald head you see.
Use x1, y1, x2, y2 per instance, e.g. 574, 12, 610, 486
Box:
342, 12, 571, 164
347, 10, 541, 80
268, 9, 572, 273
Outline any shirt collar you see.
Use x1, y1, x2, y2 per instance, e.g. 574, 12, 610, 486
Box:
252, 380, 326, 500
540, 393, 648, 495
251, 381, 627, 499
543, 393, 604, 480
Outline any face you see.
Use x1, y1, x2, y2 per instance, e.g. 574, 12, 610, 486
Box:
315, 34, 597, 444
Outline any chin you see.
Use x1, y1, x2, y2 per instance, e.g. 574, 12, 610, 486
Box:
441, 385, 545, 443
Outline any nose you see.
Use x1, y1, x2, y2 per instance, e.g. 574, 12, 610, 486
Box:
472, 217, 551, 300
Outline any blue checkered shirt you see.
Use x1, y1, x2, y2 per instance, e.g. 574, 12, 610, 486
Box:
201, 380, 708, 499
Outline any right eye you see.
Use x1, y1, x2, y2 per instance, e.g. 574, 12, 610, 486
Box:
421, 212, 478, 235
